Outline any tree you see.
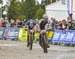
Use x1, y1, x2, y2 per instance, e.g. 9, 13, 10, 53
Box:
7, 0, 46, 20
34, 7, 45, 19
7, 0, 26, 20
42, 0, 50, 5
39, 0, 50, 12
41, 0, 50, 6
7, 0, 17, 19
24, 0, 36, 19
52, 0, 56, 3
0, 0, 2, 4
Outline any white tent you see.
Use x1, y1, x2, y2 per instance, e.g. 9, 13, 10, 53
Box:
46, 0, 75, 21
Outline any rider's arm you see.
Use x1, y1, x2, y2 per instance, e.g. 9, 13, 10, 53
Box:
45, 24, 51, 31
33, 24, 40, 32
24, 25, 29, 31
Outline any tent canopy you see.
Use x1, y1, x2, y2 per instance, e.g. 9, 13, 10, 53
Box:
46, 1, 75, 11
45, 1, 75, 21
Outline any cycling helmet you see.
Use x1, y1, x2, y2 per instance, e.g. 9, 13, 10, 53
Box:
43, 14, 48, 19
30, 22, 33, 24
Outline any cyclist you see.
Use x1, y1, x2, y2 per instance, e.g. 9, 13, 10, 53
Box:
45, 21, 51, 31
45, 21, 54, 44
39, 15, 50, 49
25, 21, 36, 47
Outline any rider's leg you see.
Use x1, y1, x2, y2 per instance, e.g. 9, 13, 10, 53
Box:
33, 32, 35, 41
39, 34, 42, 47
44, 32, 50, 48
27, 34, 30, 47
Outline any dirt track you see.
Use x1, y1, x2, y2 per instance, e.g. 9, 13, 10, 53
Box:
0, 40, 75, 59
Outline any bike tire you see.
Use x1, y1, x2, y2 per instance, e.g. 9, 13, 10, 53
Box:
41, 34, 48, 53
29, 34, 33, 50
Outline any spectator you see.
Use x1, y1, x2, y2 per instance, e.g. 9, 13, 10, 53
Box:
57, 21, 62, 30
2, 20, 6, 27
67, 17, 73, 30
10, 19, 16, 27
0, 18, 4, 27
45, 20, 52, 30
62, 20, 67, 30
51, 17, 57, 29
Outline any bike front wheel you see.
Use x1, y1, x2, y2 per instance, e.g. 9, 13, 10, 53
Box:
41, 34, 48, 53
29, 34, 33, 50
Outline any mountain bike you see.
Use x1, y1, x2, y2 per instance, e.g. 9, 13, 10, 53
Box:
39, 30, 48, 53
27, 30, 34, 50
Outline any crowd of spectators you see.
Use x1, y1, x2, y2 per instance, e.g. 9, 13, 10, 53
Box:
50, 16, 75, 30
0, 15, 75, 30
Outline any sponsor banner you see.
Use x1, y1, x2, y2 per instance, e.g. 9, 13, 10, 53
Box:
64, 30, 74, 43
18, 28, 28, 41
59, 30, 67, 43
52, 30, 75, 44
5, 27, 19, 39
0, 27, 5, 39
52, 30, 62, 42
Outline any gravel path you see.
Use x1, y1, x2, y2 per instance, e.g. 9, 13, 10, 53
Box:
0, 40, 75, 59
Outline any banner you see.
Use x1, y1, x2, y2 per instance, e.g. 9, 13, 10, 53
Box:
5, 27, 19, 40
67, 0, 73, 15
52, 30, 62, 42
18, 28, 28, 41
59, 30, 66, 43
71, 30, 75, 43
67, 0, 70, 15
52, 30, 75, 44
0, 27, 5, 39
64, 30, 74, 43
46, 31, 54, 39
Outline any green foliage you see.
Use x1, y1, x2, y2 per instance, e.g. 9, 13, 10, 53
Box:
7, 0, 17, 19
0, 0, 2, 4
7, 0, 49, 20
52, 0, 56, 3
7, 0, 25, 20
24, 0, 36, 19
34, 7, 45, 19
41, 0, 50, 6
18, 15, 26, 20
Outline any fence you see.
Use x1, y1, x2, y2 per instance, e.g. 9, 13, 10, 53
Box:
1, 27, 75, 45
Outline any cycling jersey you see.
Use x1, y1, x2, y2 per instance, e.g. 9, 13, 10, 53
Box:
40, 21, 48, 30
